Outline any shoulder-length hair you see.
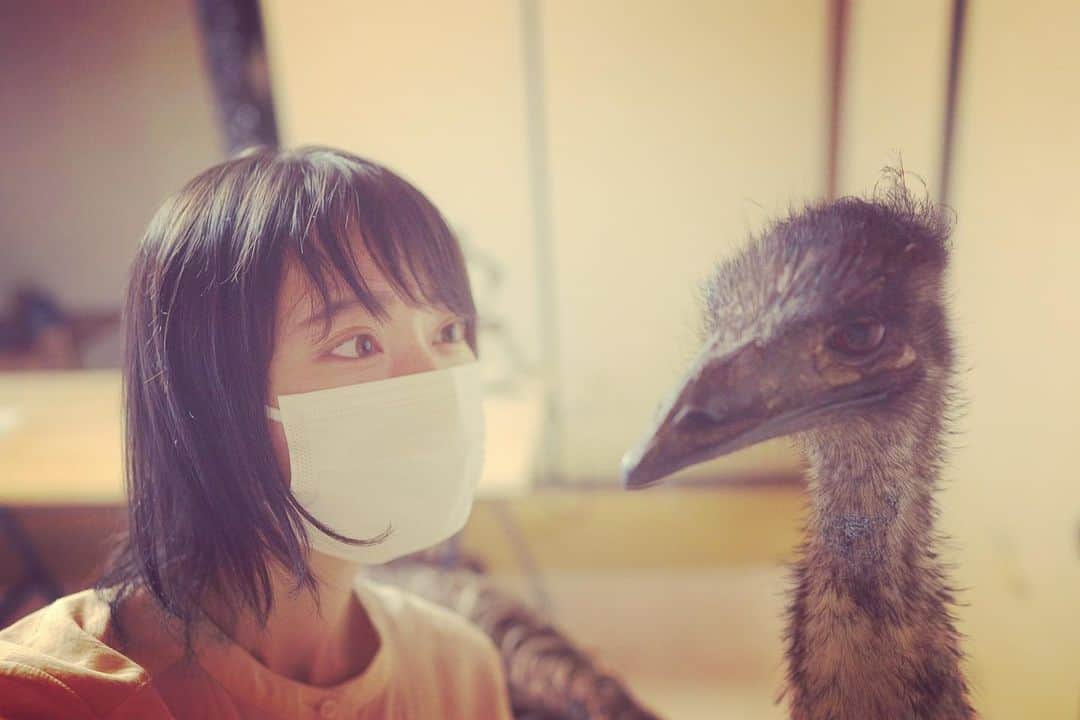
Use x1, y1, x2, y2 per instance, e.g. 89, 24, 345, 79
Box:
98, 146, 476, 647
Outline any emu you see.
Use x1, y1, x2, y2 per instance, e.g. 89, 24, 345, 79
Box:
622, 178, 976, 719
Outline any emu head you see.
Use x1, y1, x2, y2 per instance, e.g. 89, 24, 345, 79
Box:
622, 183, 954, 489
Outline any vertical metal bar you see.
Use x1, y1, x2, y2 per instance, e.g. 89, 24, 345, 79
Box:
519, 0, 563, 484
939, 0, 968, 207
826, 0, 851, 200
194, 0, 279, 153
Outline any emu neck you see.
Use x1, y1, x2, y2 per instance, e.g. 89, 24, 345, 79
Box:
804, 431, 928, 580
784, 419, 975, 720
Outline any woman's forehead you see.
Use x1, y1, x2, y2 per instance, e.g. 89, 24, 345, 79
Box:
279, 251, 372, 316
276, 243, 435, 334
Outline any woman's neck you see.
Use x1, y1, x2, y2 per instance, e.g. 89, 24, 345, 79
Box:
784, 423, 974, 720
205, 553, 380, 687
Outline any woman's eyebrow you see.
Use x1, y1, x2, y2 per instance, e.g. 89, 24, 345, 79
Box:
297, 289, 399, 331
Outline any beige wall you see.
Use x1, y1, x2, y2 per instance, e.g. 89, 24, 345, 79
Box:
0, 1, 220, 319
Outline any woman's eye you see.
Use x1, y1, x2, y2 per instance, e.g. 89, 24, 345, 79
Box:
329, 333, 381, 359
439, 320, 467, 344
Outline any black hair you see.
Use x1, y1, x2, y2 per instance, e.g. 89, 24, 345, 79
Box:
97, 146, 476, 649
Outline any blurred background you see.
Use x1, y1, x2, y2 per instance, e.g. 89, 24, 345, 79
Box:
1, 1, 1077, 717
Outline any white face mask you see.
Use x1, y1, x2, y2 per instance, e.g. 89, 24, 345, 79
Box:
268, 363, 485, 564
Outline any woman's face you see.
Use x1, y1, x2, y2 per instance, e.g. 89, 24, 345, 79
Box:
267, 243, 476, 484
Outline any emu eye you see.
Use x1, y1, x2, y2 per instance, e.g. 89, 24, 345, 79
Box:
827, 318, 886, 356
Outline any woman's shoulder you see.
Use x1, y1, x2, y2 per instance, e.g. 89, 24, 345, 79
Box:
0, 589, 173, 719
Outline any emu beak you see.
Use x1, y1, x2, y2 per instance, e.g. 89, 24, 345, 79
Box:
621, 336, 887, 490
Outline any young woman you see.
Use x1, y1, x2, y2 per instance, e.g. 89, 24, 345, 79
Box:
0, 147, 513, 719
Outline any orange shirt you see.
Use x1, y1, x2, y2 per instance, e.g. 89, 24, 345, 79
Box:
0, 580, 513, 719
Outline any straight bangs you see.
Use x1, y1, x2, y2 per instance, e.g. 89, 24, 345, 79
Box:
287, 149, 477, 349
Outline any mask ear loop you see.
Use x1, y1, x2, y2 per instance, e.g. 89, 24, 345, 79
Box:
266, 406, 283, 422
